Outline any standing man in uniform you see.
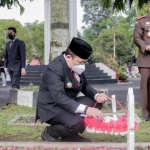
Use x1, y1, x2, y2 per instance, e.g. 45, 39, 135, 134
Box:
36, 37, 109, 142
133, 0, 150, 121
4, 27, 26, 89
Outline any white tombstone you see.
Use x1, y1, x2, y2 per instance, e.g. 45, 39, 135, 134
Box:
127, 88, 135, 150
17, 90, 33, 108
111, 95, 117, 119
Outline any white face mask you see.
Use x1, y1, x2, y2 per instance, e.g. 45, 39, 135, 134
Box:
72, 64, 85, 74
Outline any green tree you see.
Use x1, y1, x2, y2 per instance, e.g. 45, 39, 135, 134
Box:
81, 0, 111, 36
82, 29, 97, 41
0, 0, 34, 14
89, 18, 133, 64
24, 21, 44, 63
124, 7, 136, 26
80, 3, 137, 64
102, 0, 148, 10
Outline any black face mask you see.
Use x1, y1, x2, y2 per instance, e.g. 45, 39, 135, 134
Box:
8, 34, 15, 40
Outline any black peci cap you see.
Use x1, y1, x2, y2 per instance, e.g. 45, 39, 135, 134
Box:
68, 37, 92, 59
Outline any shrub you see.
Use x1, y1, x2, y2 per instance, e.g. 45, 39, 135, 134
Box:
118, 66, 129, 82
20, 83, 39, 92
103, 54, 119, 72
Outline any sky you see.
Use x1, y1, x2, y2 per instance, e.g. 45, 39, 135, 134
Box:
0, 0, 85, 33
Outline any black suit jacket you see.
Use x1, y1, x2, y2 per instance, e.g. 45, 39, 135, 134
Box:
36, 53, 98, 123
4, 38, 26, 71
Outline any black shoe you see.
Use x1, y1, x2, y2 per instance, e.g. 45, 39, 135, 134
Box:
143, 116, 150, 121
61, 134, 91, 142
41, 127, 60, 142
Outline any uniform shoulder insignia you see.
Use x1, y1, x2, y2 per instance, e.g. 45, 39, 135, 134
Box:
137, 15, 147, 20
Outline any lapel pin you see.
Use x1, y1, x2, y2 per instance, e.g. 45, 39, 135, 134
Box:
67, 82, 72, 88
146, 22, 150, 25
148, 32, 150, 38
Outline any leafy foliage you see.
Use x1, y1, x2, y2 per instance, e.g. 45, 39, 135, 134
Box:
118, 66, 129, 82
101, 0, 149, 11
88, 17, 133, 64
80, 0, 138, 69
0, 0, 34, 15
24, 21, 44, 63
81, 0, 112, 36
135, 0, 149, 16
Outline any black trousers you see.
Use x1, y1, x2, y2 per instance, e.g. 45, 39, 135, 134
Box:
9, 70, 21, 89
46, 96, 102, 138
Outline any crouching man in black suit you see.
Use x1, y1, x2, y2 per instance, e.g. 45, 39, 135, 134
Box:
36, 37, 109, 142
4, 27, 26, 89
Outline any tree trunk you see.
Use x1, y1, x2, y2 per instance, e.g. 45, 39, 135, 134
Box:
50, 0, 69, 60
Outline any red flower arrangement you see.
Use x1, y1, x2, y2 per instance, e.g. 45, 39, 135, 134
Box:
84, 97, 139, 136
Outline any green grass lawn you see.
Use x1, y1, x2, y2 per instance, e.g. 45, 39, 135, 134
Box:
0, 104, 44, 141
0, 104, 150, 142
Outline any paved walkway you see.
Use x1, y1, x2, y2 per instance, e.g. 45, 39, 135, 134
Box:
0, 78, 141, 107
0, 141, 149, 148
92, 78, 141, 105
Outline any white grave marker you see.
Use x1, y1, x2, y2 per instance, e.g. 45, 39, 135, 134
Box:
127, 88, 135, 150
111, 95, 117, 119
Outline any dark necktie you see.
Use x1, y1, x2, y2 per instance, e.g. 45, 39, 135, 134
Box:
10, 42, 14, 50
72, 71, 80, 87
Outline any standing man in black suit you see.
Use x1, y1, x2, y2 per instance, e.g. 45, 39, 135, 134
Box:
4, 27, 26, 89
36, 37, 109, 142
